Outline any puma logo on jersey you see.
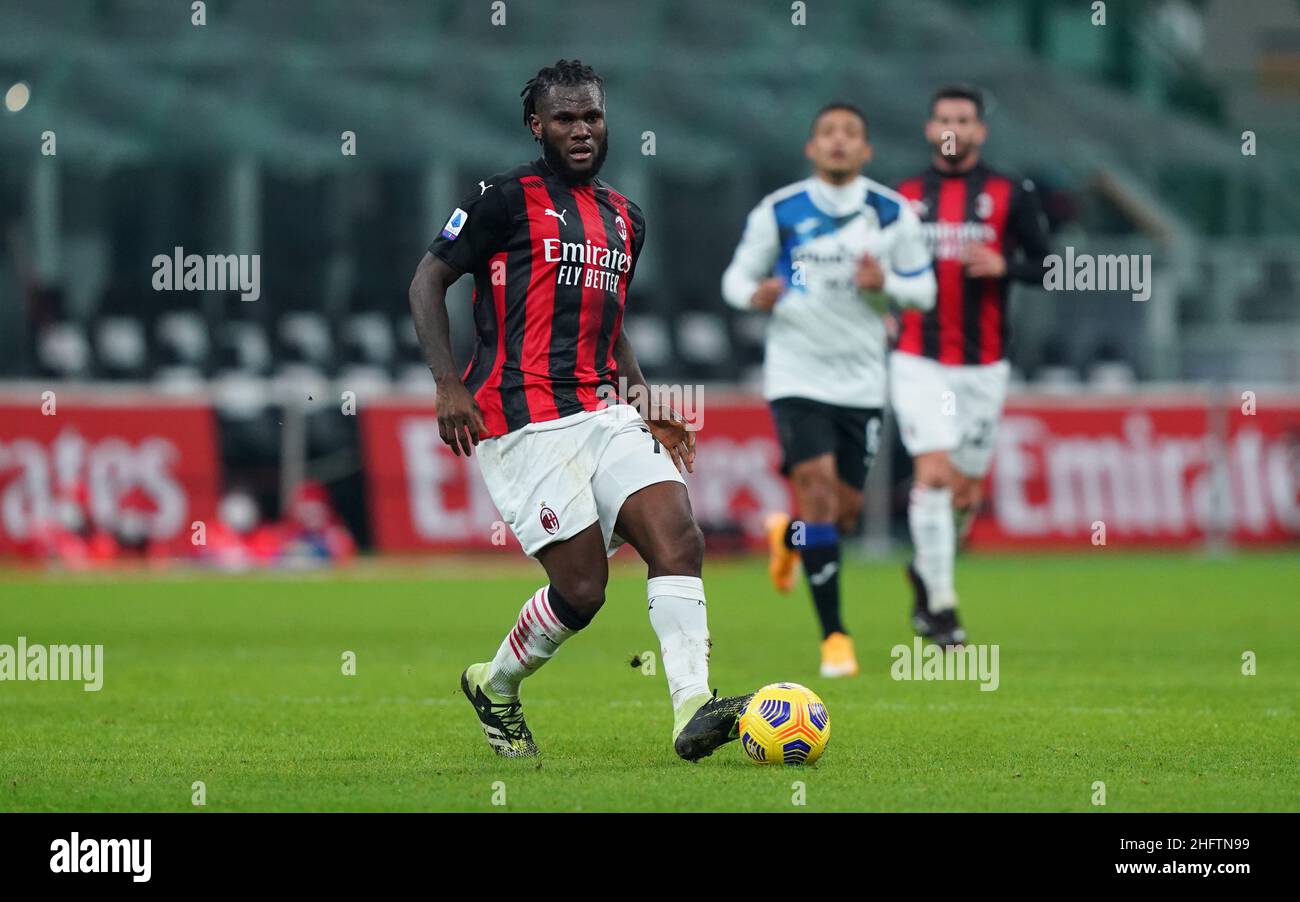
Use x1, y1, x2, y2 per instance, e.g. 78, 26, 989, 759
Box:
808, 562, 839, 587
478, 181, 492, 195
545, 208, 567, 226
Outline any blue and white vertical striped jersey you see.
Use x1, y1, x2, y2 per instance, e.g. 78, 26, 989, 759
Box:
722, 175, 935, 407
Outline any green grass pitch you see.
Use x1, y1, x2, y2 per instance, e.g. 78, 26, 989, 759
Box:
1, 552, 1296, 812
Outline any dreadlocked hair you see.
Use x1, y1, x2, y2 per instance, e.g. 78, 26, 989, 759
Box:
521, 59, 604, 128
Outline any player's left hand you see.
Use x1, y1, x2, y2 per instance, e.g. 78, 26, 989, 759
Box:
963, 244, 1006, 278
646, 413, 696, 475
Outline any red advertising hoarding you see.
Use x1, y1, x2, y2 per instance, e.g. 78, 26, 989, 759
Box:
972, 395, 1300, 547
363, 393, 1300, 552
0, 392, 220, 557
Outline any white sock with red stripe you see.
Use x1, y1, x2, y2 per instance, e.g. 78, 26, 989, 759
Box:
647, 575, 712, 710
486, 586, 578, 699
909, 484, 957, 612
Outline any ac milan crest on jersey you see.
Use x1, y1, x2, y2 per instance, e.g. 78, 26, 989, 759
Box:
539, 505, 559, 535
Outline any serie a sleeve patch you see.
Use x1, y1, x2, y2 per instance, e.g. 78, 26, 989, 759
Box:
440, 207, 469, 241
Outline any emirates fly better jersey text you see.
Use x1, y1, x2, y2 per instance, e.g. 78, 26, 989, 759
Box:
429, 158, 645, 439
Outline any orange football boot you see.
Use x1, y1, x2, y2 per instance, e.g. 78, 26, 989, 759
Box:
819, 631, 859, 678
765, 511, 799, 593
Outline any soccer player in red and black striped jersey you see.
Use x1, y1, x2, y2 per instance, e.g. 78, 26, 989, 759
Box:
890, 84, 1051, 646
408, 60, 750, 762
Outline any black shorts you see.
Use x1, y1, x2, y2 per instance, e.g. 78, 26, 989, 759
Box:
769, 397, 883, 490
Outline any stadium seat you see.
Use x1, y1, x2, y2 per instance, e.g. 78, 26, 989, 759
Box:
272, 363, 332, 406
676, 312, 730, 365
210, 370, 280, 464
335, 364, 393, 399
93, 316, 148, 380
340, 313, 396, 367
1036, 365, 1082, 389
278, 312, 334, 368
36, 323, 92, 380
216, 321, 272, 375
1087, 360, 1138, 391
211, 371, 272, 420
155, 311, 210, 369
152, 365, 208, 394
397, 362, 435, 392
623, 316, 671, 370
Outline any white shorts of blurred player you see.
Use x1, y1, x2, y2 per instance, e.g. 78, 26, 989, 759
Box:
888, 352, 1011, 478
476, 403, 686, 559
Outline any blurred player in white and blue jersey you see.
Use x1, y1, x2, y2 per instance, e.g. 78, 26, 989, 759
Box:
722, 103, 935, 677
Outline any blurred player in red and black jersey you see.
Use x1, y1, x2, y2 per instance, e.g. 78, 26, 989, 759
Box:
892, 84, 1051, 646
407, 60, 750, 762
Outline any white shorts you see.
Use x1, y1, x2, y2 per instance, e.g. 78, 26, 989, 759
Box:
888, 352, 1010, 478
476, 404, 686, 558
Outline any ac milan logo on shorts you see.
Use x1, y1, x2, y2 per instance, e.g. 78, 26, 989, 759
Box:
615, 215, 628, 242
539, 505, 559, 534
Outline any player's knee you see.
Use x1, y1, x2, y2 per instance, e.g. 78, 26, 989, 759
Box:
649, 521, 704, 577
914, 453, 953, 489
793, 473, 838, 521
553, 574, 606, 617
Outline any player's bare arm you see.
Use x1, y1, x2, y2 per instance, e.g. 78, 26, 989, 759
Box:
612, 330, 696, 474
407, 251, 485, 457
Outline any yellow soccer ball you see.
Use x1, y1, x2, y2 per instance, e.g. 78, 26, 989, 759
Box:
738, 682, 831, 765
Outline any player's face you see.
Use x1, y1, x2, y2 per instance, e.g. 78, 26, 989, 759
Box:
926, 98, 987, 163
805, 109, 871, 182
531, 83, 608, 183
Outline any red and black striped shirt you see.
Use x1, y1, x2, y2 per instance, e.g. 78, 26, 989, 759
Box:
895, 163, 1050, 365
429, 158, 645, 439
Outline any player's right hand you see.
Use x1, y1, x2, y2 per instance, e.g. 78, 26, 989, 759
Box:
749, 277, 785, 311
645, 412, 696, 475
855, 253, 885, 292
435, 377, 485, 457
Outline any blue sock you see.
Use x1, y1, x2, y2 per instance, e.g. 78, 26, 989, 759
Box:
796, 522, 844, 638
